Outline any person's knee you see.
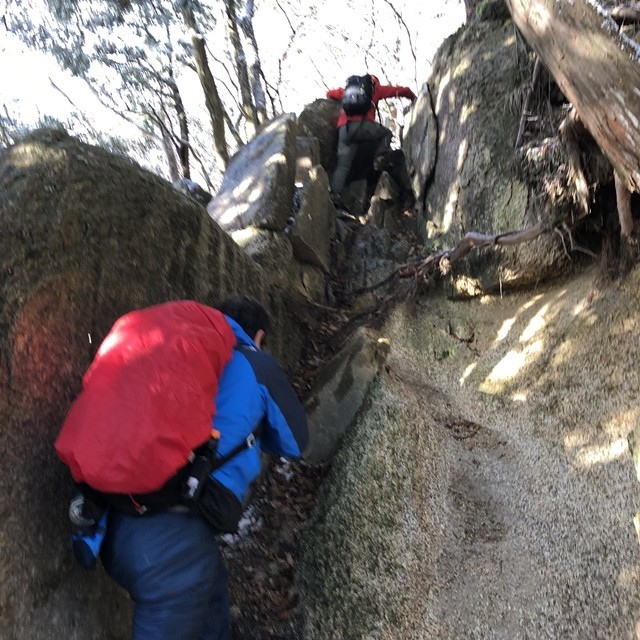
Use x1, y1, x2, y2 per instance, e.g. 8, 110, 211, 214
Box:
336, 148, 351, 163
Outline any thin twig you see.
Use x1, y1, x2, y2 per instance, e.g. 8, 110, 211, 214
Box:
381, 0, 418, 86
554, 226, 571, 260
515, 56, 542, 149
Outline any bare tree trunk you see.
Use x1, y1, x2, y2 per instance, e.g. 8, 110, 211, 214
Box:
240, 0, 268, 125
166, 69, 190, 179
464, 0, 481, 21
225, 0, 258, 136
180, 0, 229, 167
505, 0, 640, 194
159, 125, 181, 182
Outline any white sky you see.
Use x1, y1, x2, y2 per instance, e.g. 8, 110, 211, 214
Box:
1, 32, 136, 134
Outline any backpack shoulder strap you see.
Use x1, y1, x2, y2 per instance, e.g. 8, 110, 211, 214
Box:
211, 343, 266, 470
211, 420, 265, 471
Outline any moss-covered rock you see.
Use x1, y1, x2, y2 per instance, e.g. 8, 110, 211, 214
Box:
0, 129, 301, 640
410, 19, 572, 292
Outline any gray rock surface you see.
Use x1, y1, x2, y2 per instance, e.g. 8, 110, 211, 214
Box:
297, 98, 341, 177
231, 227, 297, 289
403, 82, 438, 205
303, 327, 390, 464
172, 177, 213, 207
295, 136, 322, 185
207, 113, 297, 232
289, 165, 335, 272
369, 171, 402, 233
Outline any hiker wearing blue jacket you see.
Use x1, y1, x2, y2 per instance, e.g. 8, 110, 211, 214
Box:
100, 296, 309, 640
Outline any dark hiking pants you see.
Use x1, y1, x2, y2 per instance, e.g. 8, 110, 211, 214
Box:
101, 510, 230, 640
330, 119, 393, 194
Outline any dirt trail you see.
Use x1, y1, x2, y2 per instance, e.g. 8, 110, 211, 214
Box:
427, 404, 640, 638
391, 268, 640, 639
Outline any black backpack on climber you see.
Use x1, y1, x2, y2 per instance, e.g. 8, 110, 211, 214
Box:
341, 74, 375, 116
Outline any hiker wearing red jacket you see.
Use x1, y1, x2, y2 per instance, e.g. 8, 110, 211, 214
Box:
326, 73, 416, 196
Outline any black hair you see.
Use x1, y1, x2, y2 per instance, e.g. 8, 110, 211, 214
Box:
217, 295, 271, 339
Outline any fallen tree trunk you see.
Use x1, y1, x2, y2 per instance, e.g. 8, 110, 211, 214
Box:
505, 0, 640, 194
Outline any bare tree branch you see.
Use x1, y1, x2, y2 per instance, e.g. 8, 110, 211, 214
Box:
78, 78, 160, 141
186, 143, 215, 191
274, 0, 296, 34
381, 0, 418, 86
48, 79, 102, 139
514, 56, 542, 149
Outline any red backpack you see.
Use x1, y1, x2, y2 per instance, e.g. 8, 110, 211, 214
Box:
55, 300, 236, 495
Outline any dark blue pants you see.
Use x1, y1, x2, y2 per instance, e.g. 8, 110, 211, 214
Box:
101, 510, 230, 640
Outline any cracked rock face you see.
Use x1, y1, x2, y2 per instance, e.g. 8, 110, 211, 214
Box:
411, 20, 570, 293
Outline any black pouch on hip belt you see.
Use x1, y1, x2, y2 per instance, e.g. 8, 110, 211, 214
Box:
181, 429, 221, 503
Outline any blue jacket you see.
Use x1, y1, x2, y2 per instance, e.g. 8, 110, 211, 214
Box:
195, 317, 308, 532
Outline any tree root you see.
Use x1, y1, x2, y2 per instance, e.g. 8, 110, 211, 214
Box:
610, 3, 640, 24
352, 221, 549, 302
615, 169, 634, 239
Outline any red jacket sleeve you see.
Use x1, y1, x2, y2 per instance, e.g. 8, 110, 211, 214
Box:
373, 84, 417, 102
326, 88, 344, 100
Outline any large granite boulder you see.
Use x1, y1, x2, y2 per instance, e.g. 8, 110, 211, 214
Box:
205, 112, 338, 306
297, 98, 341, 177
0, 128, 302, 640
405, 19, 569, 292
207, 113, 298, 232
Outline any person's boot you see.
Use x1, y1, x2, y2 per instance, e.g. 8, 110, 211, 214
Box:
373, 150, 394, 172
